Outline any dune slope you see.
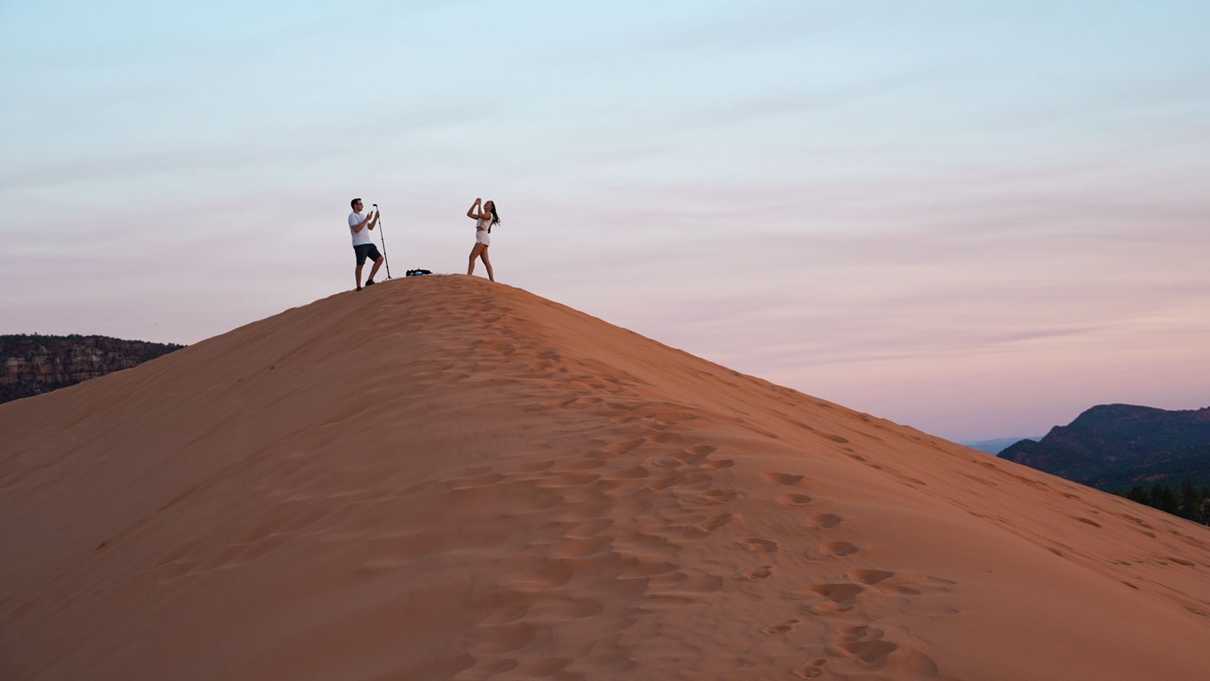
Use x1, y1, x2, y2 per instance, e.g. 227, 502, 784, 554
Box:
2, 275, 1209, 681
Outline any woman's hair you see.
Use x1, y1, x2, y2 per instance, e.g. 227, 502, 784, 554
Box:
485, 200, 501, 225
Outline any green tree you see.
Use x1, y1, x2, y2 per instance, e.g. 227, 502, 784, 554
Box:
1151, 483, 1179, 515
1126, 485, 1149, 505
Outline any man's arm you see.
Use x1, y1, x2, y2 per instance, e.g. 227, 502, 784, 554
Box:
350, 211, 376, 234
366, 213, 380, 231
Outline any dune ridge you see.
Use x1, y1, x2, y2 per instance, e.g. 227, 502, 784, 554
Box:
2, 275, 1209, 681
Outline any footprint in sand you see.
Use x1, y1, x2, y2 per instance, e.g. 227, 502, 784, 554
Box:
777, 493, 813, 507
811, 583, 864, 606
814, 513, 843, 528
822, 541, 860, 557
651, 475, 686, 490
851, 568, 895, 585
700, 488, 740, 504
831, 626, 941, 677
739, 565, 774, 580
792, 659, 828, 679
703, 512, 737, 531
760, 618, 800, 635
650, 454, 686, 469
803, 583, 866, 614
847, 569, 959, 602
763, 472, 806, 486
838, 626, 898, 666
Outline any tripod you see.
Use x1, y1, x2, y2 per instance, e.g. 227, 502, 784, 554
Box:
372, 203, 393, 279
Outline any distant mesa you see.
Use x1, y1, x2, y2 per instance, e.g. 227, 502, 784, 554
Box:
0, 334, 183, 405
1000, 404, 1210, 488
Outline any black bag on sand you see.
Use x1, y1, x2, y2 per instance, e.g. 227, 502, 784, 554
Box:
405, 269, 433, 277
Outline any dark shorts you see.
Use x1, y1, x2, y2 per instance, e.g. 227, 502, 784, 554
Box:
353, 243, 382, 266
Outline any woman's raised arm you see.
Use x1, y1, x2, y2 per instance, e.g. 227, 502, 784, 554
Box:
466, 198, 482, 219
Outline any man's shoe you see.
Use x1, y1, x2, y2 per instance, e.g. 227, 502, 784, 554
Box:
365, 279, 376, 287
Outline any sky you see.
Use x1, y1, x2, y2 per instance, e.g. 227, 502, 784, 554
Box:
2, 1, 1208, 441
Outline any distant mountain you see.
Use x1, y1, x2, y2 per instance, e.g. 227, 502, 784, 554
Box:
1000, 404, 1210, 489
1, 334, 183, 405
962, 437, 1040, 455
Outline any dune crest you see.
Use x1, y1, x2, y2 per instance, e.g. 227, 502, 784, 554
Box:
2, 275, 1209, 681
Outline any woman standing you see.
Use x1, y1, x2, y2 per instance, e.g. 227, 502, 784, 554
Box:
466, 197, 501, 282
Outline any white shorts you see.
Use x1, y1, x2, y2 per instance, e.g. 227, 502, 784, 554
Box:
475, 230, 491, 246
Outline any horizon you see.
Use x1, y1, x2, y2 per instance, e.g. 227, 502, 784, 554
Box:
2, 1, 1208, 441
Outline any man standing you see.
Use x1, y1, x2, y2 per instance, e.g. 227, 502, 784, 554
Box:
348, 198, 384, 290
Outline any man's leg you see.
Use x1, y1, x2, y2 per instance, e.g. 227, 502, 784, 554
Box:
355, 263, 364, 290
368, 255, 384, 283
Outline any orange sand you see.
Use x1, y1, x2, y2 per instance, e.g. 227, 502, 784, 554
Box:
2, 275, 1209, 680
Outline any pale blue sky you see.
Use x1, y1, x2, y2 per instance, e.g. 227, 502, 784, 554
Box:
2, 1, 1208, 439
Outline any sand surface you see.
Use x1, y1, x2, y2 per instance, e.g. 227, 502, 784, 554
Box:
2, 275, 1209, 680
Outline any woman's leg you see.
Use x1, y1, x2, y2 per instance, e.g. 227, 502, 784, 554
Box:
467, 244, 482, 276
479, 246, 495, 282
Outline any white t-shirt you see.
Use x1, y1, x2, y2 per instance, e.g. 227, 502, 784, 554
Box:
349, 211, 373, 247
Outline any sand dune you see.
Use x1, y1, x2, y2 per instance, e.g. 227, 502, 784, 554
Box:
2, 275, 1209, 681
